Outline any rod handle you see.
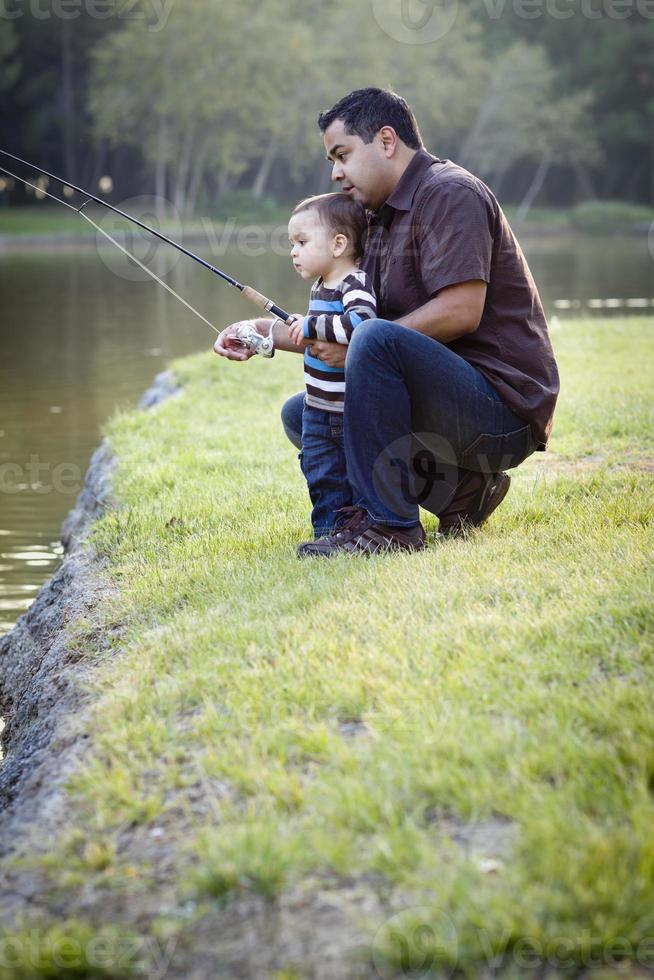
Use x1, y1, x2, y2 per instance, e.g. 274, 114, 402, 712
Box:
242, 284, 292, 324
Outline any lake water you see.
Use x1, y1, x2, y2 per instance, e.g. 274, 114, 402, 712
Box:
1, 230, 653, 636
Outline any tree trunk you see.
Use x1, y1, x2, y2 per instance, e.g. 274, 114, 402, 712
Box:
154, 116, 168, 222
60, 20, 75, 181
490, 163, 510, 200
252, 141, 276, 199
173, 123, 196, 218
457, 86, 504, 168
84, 141, 106, 191
186, 141, 209, 218
516, 157, 551, 221
216, 171, 238, 201
573, 160, 597, 202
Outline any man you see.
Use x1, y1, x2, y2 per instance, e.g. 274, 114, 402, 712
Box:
214, 88, 559, 557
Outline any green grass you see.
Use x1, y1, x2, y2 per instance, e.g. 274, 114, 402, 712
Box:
0, 206, 111, 236
505, 201, 654, 233
0, 205, 270, 238
5, 318, 654, 977
3, 198, 653, 238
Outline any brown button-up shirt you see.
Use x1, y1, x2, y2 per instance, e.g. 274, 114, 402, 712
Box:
361, 148, 559, 448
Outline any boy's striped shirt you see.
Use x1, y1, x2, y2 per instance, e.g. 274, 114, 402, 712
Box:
302, 270, 377, 412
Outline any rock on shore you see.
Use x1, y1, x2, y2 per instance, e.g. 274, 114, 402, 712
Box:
0, 371, 180, 860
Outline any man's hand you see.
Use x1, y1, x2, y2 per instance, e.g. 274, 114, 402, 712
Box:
213, 320, 259, 361
287, 314, 307, 347
309, 341, 347, 369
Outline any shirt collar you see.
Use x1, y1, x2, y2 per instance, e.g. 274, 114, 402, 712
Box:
367, 148, 438, 230
384, 148, 439, 213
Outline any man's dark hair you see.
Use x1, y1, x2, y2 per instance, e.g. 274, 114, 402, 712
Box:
318, 88, 423, 150
292, 192, 368, 260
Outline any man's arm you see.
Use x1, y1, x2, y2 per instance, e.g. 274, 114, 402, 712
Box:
309, 279, 487, 367
395, 280, 487, 343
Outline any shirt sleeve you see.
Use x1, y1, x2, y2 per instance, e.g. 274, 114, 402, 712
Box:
303, 274, 377, 344
416, 183, 494, 297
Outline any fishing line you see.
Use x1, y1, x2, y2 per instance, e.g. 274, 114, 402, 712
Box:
79, 212, 219, 335
0, 149, 292, 324
0, 163, 221, 333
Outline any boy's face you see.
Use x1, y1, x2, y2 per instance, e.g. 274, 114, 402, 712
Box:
323, 119, 395, 211
288, 209, 335, 280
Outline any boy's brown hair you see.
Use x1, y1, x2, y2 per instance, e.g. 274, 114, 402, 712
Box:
292, 192, 368, 260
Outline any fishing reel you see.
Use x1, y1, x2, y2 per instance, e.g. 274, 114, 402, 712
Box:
232, 321, 275, 358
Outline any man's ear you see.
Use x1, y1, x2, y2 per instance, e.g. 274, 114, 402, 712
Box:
332, 233, 349, 257
378, 126, 399, 158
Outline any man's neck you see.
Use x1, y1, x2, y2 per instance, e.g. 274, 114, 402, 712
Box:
376, 145, 419, 210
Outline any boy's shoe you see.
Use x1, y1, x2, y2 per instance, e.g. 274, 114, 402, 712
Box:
297, 506, 426, 557
438, 471, 511, 537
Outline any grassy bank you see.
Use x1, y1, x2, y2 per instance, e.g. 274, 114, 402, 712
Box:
3, 318, 654, 978
2, 198, 653, 239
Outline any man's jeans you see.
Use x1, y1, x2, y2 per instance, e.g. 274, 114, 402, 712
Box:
300, 403, 352, 538
282, 319, 537, 528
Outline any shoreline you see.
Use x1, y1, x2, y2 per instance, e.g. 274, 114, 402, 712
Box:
0, 219, 652, 252
0, 372, 179, 859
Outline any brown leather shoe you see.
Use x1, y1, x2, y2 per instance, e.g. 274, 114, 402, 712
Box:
438, 471, 511, 537
297, 506, 426, 557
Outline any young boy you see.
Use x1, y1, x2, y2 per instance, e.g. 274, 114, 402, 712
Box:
285, 192, 377, 539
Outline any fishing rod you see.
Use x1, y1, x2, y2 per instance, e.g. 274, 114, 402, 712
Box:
0, 149, 293, 333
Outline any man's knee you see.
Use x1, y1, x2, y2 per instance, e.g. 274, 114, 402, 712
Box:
347, 318, 397, 363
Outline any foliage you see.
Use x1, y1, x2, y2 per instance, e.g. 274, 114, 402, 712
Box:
570, 199, 654, 232
0, 3, 652, 211
0, 2, 19, 94
458, 42, 600, 192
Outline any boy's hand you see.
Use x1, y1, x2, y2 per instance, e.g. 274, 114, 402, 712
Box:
287, 314, 306, 347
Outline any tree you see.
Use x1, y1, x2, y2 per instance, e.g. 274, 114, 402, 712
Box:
89, 0, 318, 216
457, 42, 601, 209
0, 3, 19, 94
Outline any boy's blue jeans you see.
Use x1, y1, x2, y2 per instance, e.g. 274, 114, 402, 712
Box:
300, 403, 352, 538
283, 320, 537, 530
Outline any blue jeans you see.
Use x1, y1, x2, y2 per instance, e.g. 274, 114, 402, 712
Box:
282, 319, 537, 528
299, 403, 352, 537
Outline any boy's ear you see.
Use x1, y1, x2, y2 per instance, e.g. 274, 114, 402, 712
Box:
332, 233, 348, 257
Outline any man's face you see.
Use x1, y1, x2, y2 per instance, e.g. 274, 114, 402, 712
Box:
323, 119, 394, 211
